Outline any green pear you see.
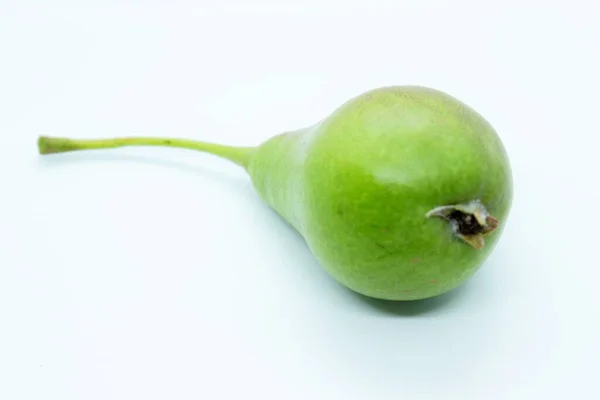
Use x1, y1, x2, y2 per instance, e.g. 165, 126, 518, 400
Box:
38, 85, 513, 301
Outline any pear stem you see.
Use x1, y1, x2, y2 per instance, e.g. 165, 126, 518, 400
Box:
37, 135, 255, 169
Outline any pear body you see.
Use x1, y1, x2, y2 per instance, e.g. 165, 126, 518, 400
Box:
248, 86, 512, 300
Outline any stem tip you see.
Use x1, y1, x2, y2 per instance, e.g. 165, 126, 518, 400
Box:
38, 136, 73, 155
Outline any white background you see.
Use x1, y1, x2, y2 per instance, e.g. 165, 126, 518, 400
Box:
1, 1, 599, 399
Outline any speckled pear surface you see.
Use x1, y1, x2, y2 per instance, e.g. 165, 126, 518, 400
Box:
38, 85, 513, 301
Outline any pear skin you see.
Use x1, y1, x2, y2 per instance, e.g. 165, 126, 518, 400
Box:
38, 85, 513, 301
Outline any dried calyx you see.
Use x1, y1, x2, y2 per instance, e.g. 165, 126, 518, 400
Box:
426, 199, 499, 249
